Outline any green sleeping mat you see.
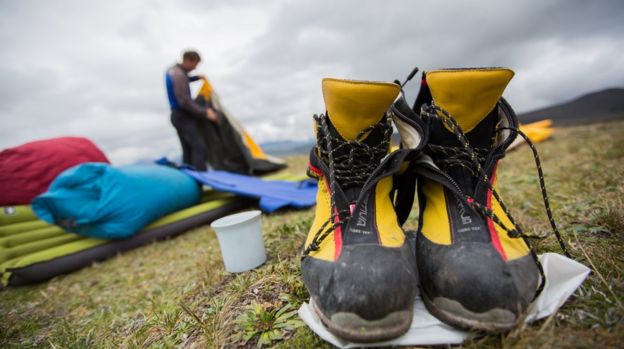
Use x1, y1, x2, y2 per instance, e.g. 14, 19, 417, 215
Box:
0, 190, 253, 288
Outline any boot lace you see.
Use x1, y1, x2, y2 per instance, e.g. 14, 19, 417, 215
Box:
301, 112, 393, 258
315, 113, 393, 187
427, 144, 489, 177
421, 103, 571, 299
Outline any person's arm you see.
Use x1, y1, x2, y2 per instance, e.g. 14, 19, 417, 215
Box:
189, 75, 204, 82
171, 69, 207, 118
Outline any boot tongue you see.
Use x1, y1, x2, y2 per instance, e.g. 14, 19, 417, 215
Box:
426, 68, 514, 194
322, 78, 399, 141
320, 78, 399, 202
426, 68, 513, 133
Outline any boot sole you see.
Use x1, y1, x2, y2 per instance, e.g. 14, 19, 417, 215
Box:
310, 298, 412, 343
421, 288, 519, 333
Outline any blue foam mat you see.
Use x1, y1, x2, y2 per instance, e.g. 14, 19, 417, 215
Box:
183, 169, 317, 213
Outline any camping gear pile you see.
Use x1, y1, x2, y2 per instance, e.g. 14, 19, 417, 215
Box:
0, 190, 251, 287
299, 68, 585, 345
0, 136, 261, 287
0, 99, 305, 287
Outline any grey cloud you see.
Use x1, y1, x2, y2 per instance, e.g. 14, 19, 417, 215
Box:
220, 0, 624, 124
0, 0, 622, 165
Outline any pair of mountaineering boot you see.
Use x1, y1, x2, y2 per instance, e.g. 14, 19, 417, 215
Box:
301, 68, 557, 342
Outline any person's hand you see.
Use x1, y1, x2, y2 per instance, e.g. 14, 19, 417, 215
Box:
206, 108, 218, 123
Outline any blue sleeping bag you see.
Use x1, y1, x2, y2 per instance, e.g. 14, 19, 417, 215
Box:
32, 163, 201, 239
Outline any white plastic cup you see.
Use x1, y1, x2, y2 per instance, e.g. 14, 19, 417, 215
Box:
210, 210, 266, 273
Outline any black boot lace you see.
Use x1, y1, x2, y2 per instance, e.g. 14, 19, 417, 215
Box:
301, 112, 393, 258
426, 144, 490, 177
420, 103, 571, 299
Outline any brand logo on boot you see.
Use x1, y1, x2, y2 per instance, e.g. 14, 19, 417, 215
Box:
356, 200, 368, 227
349, 201, 371, 235
456, 197, 472, 225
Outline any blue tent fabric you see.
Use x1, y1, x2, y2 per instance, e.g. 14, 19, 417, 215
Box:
32, 163, 201, 239
182, 169, 317, 213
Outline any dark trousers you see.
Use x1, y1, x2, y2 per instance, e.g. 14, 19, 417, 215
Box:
170, 110, 208, 171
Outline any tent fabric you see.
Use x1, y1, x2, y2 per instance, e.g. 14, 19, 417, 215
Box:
0, 137, 110, 206
194, 80, 287, 175
32, 163, 201, 239
508, 119, 555, 151
183, 169, 318, 213
1, 192, 253, 287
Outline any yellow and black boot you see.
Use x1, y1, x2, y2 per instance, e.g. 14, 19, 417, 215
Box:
301, 78, 426, 342
409, 68, 543, 332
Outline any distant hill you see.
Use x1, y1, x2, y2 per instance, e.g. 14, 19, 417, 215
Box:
260, 139, 315, 156
518, 88, 624, 125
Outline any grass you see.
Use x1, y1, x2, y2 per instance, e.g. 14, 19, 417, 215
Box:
1, 121, 624, 348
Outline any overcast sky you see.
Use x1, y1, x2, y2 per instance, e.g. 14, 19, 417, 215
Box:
1, 0, 623, 164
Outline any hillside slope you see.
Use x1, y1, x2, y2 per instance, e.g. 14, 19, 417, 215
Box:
518, 88, 624, 124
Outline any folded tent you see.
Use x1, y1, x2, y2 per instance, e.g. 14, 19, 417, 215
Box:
194, 79, 287, 175
508, 119, 555, 151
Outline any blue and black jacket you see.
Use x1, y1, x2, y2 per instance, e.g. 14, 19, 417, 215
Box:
165, 64, 206, 118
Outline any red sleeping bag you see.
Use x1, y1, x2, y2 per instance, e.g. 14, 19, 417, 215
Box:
0, 137, 110, 205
